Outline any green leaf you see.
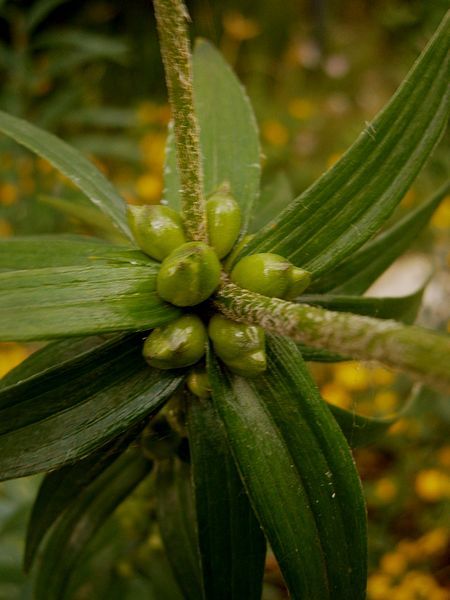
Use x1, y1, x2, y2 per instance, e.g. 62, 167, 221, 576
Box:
25, 433, 139, 571
164, 40, 261, 232
187, 393, 266, 600
0, 237, 181, 341
311, 181, 450, 294
32, 447, 152, 600
155, 458, 203, 600
209, 336, 367, 599
249, 171, 294, 233
0, 110, 132, 240
235, 14, 449, 277
298, 345, 347, 362
0, 334, 183, 480
299, 286, 425, 324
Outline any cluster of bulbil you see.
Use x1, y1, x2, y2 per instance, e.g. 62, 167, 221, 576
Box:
127, 184, 310, 397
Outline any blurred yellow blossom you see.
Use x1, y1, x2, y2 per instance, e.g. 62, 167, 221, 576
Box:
288, 98, 316, 120
320, 382, 352, 409
135, 173, 162, 203
431, 195, 450, 229
374, 477, 398, 503
333, 361, 371, 391
372, 367, 395, 386
262, 120, 289, 147
367, 573, 392, 599
0, 182, 18, 206
374, 391, 399, 413
223, 12, 260, 41
415, 469, 450, 502
136, 101, 163, 125
36, 157, 54, 174
418, 528, 449, 557
0, 343, 29, 377
0, 219, 13, 237
380, 551, 407, 577
437, 445, 450, 468
140, 132, 166, 170
400, 188, 416, 208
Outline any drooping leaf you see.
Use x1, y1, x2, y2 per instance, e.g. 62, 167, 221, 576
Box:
25, 431, 140, 571
234, 14, 449, 276
155, 458, 203, 600
209, 337, 367, 599
187, 393, 266, 600
164, 40, 261, 232
311, 180, 450, 294
0, 237, 181, 341
299, 286, 425, 324
26, 0, 71, 32
32, 448, 152, 600
0, 334, 183, 480
0, 110, 132, 240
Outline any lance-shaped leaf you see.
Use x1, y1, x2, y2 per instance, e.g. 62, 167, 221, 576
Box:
0, 237, 181, 341
209, 337, 367, 599
299, 286, 425, 325
32, 448, 152, 600
0, 334, 183, 480
249, 171, 294, 233
155, 458, 203, 600
187, 393, 266, 600
234, 13, 449, 277
0, 110, 132, 240
311, 181, 450, 294
164, 40, 260, 232
24, 431, 140, 571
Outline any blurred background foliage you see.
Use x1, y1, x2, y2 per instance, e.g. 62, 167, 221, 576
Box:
0, 0, 449, 598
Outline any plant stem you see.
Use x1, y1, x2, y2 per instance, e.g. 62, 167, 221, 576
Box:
153, 0, 207, 241
214, 279, 450, 393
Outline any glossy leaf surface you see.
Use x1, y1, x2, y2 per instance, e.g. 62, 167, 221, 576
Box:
187, 393, 266, 600
155, 458, 203, 600
209, 337, 367, 599
312, 181, 449, 294
164, 40, 260, 232
0, 237, 180, 341
0, 334, 183, 480
32, 448, 152, 600
235, 14, 449, 277
0, 110, 132, 240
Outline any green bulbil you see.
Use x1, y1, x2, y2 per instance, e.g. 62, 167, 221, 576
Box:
207, 183, 242, 258
143, 314, 207, 369
208, 314, 266, 376
230, 253, 311, 299
127, 204, 186, 261
157, 242, 221, 306
186, 368, 211, 398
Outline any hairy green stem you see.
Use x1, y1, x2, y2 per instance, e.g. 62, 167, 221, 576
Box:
153, 0, 207, 241
214, 279, 450, 393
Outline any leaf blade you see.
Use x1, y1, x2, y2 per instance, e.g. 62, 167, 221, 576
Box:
0, 110, 132, 240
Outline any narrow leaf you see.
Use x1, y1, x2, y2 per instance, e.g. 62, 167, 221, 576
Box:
299, 286, 425, 324
0, 110, 132, 239
312, 181, 450, 294
235, 14, 449, 276
209, 337, 367, 599
0, 237, 181, 341
0, 334, 183, 480
187, 393, 266, 600
32, 448, 152, 600
155, 458, 203, 600
164, 40, 261, 232
25, 432, 139, 571
249, 171, 294, 233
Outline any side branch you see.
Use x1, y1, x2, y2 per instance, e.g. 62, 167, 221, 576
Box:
214, 280, 450, 393
153, 0, 207, 241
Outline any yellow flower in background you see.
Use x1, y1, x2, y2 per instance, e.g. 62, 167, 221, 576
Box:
288, 98, 316, 120
333, 361, 371, 391
380, 552, 407, 577
262, 120, 289, 147
36, 157, 53, 174
140, 132, 166, 170
0, 219, 13, 237
367, 573, 392, 599
431, 195, 450, 229
320, 381, 352, 409
374, 477, 398, 503
135, 173, 162, 203
0, 182, 18, 206
437, 445, 450, 468
418, 528, 449, 557
372, 367, 395, 386
415, 469, 450, 502
0, 343, 29, 378
374, 391, 399, 413
223, 12, 260, 41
